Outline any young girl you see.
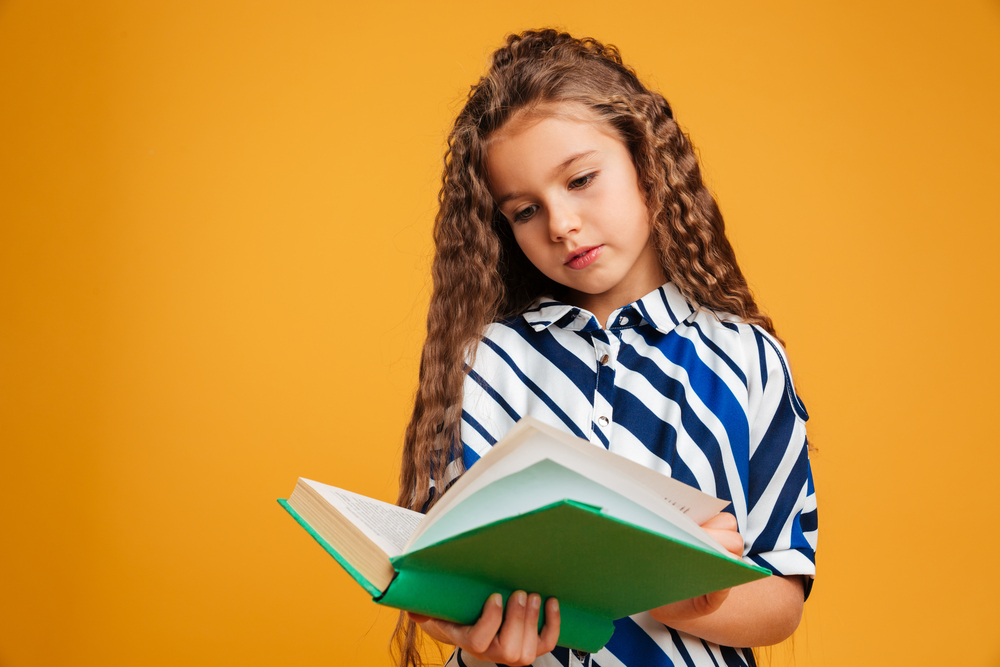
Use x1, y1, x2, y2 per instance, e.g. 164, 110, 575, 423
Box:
394, 29, 817, 667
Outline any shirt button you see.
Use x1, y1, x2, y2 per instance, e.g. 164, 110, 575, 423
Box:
597, 416, 610, 427
619, 316, 629, 326
600, 354, 609, 365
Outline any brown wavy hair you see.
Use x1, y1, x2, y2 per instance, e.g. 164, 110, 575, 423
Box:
392, 28, 779, 667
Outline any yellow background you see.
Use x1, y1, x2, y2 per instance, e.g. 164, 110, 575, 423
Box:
2, 1, 998, 665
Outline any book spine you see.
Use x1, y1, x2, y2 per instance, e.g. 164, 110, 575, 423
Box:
277, 499, 383, 598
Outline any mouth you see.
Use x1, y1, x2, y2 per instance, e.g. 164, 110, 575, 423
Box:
564, 245, 603, 270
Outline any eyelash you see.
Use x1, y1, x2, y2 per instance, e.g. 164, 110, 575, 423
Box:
569, 172, 597, 190
513, 206, 538, 222
511, 172, 598, 223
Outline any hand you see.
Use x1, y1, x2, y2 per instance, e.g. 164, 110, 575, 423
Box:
649, 512, 744, 624
408, 591, 560, 667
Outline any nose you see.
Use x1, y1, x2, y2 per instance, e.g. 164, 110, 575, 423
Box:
548, 202, 580, 242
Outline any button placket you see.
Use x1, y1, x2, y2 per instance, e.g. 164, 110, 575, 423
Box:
592, 335, 618, 441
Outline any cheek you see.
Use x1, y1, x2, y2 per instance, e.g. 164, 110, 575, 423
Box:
511, 226, 545, 260
625, 198, 653, 243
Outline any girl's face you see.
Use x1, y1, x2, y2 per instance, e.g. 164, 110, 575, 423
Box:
486, 103, 666, 325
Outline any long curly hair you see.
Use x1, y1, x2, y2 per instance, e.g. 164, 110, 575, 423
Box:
392, 29, 778, 666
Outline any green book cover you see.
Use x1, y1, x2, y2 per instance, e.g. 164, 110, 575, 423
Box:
277, 418, 770, 653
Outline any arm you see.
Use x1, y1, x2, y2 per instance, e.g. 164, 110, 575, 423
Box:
650, 325, 816, 648
648, 513, 805, 647
408, 592, 560, 667
651, 575, 804, 647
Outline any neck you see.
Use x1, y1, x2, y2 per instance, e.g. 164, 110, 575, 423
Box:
561, 240, 667, 328
568, 272, 667, 329
567, 293, 617, 329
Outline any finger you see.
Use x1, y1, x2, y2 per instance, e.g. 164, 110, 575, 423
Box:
407, 612, 431, 624
499, 590, 528, 642
517, 594, 542, 664
701, 512, 737, 531
494, 590, 528, 662
695, 589, 730, 615
650, 588, 731, 625
538, 597, 561, 654
462, 593, 505, 655
704, 527, 744, 557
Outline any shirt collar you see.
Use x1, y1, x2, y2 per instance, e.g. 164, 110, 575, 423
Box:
521, 282, 696, 334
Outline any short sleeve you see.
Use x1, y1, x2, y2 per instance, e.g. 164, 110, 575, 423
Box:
741, 326, 817, 596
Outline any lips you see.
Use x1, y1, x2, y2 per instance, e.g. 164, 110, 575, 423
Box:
565, 245, 603, 270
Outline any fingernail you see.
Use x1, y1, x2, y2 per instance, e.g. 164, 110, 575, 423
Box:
492, 593, 503, 607
551, 598, 559, 613
530, 594, 540, 609
516, 591, 527, 605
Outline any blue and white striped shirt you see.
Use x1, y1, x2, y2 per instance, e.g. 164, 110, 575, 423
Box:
444, 282, 817, 667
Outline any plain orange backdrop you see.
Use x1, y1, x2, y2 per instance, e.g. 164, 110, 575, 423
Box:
1, 1, 998, 665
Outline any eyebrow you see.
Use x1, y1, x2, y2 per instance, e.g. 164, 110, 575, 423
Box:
494, 150, 598, 208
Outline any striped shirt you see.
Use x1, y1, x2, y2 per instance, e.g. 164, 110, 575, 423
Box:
443, 282, 817, 667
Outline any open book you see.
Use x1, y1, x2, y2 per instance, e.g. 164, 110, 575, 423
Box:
278, 417, 770, 652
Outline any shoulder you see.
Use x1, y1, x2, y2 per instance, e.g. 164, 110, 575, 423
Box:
470, 302, 587, 365
467, 315, 534, 364
483, 313, 535, 340
463, 315, 543, 393
682, 308, 808, 422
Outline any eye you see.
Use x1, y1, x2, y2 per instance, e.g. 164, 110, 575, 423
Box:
512, 204, 538, 223
568, 172, 597, 190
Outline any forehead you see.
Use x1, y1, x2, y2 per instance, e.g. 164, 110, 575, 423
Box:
485, 103, 626, 180
488, 101, 617, 146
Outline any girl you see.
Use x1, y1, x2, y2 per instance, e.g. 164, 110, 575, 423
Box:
394, 29, 817, 667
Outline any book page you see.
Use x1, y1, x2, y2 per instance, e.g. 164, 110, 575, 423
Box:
407, 418, 730, 554
304, 480, 423, 557
409, 459, 720, 554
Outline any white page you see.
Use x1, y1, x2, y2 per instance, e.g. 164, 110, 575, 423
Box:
301, 479, 423, 558
409, 459, 720, 554
405, 418, 731, 554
